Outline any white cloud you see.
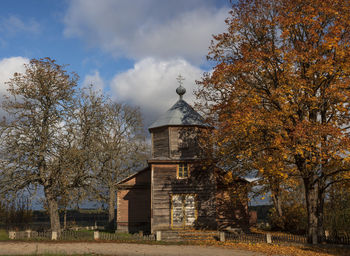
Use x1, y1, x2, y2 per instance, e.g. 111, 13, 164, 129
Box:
110, 58, 203, 126
63, 0, 229, 64
0, 57, 29, 97
0, 15, 41, 36
63, 1, 227, 126
0, 57, 29, 117
82, 70, 105, 92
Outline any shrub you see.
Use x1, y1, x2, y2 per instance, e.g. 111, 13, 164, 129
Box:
269, 203, 307, 235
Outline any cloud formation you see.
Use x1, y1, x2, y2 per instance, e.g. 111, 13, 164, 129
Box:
63, 0, 229, 64
0, 57, 29, 117
0, 15, 41, 36
0, 57, 29, 97
63, 1, 229, 126
82, 70, 105, 92
110, 58, 203, 126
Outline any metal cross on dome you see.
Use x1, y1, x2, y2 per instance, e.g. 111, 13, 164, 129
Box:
176, 74, 186, 100
176, 74, 185, 86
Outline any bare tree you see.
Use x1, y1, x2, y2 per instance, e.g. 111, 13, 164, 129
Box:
67, 87, 148, 230
0, 58, 148, 232
61, 87, 107, 210
0, 58, 78, 232
93, 101, 148, 230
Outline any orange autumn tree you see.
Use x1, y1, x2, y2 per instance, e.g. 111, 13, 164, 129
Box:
197, 0, 350, 244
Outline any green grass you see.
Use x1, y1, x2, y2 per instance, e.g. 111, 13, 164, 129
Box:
112, 232, 134, 238
0, 229, 9, 240
0, 229, 188, 245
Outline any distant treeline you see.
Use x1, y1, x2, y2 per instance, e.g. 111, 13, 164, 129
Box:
250, 199, 350, 236
0, 198, 110, 230
32, 209, 109, 223
0, 199, 32, 229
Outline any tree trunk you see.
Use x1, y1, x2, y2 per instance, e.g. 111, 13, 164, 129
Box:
108, 185, 116, 231
63, 208, 67, 230
269, 177, 284, 229
304, 177, 319, 244
317, 184, 325, 242
47, 197, 61, 233
271, 190, 284, 229
271, 191, 283, 218
45, 188, 61, 233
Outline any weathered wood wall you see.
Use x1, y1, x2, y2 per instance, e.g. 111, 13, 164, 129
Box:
151, 127, 169, 158
151, 163, 217, 231
215, 175, 250, 232
215, 190, 250, 232
151, 126, 205, 160
117, 168, 151, 233
169, 127, 201, 159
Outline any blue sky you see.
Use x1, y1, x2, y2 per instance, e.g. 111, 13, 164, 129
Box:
0, 1, 272, 208
0, 0, 231, 127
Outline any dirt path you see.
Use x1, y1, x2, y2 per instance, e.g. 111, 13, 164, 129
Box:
0, 242, 266, 255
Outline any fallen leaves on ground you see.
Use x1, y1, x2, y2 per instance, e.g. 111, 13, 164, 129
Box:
192, 240, 349, 256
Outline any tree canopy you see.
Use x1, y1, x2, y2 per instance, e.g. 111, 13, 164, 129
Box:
0, 58, 147, 232
197, 0, 350, 244
0, 58, 78, 232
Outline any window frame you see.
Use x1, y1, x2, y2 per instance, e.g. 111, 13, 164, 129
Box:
177, 163, 189, 179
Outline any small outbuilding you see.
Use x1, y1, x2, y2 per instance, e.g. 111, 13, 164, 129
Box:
116, 81, 250, 233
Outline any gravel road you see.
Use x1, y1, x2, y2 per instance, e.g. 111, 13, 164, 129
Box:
0, 242, 266, 255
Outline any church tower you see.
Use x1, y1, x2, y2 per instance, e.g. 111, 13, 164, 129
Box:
149, 76, 208, 161
117, 77, 242, 234
148, 76, 216, 231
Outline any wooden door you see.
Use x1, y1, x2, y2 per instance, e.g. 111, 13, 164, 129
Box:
171, 194, 196, 228
171, 194, 184, 228
184, 195, 196, 226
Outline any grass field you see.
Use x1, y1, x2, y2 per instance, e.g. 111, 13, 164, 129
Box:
0, 229, 9, 240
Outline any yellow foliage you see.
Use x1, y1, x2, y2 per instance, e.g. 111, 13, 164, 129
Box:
197, 0, 350, 242
192, 239, 349, 256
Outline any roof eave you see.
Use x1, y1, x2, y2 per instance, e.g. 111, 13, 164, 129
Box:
148, 124, 212, 131
116, 166, 150, 185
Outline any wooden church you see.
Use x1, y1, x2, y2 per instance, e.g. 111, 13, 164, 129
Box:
116, 79, 250, 233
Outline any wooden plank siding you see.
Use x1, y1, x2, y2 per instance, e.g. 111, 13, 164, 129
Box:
116, 162, 250, 233
215, 180, 250, 232
116, 168, 151, 233
151, 163, 217, 231
117, 96, 251, 234
169, 127, 201, 159
151, 127, 169, 158
151, 126, 205, 160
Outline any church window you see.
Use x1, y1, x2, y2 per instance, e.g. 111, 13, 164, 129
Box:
177, 163, 189, 178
